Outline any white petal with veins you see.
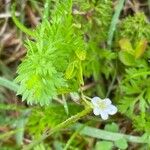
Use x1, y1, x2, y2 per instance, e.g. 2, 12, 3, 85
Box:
107, 105, 118, 115
100, 111, 109, 120
93, 107, 101, 115
103, 98, 111, 105
91, 97, 101, 107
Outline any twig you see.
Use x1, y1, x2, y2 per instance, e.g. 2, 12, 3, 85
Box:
81, 82, 95, 91
0, 0, 11, 35
0, 12, 20, 18
4, 47, 26, 64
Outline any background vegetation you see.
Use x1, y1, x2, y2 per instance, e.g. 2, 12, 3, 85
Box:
0, 0, 150, 149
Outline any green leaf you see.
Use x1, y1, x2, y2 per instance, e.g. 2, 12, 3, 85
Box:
72, 123, 147, 144
33, 144, 46, 150
134, 39, 147, 58
95, 141, 113, 150
107, 0, 125, 48
119, 13, 150, 43
62, 94, 69, 115
119, 51, 135, 66
15, 0, 85, 105
78, 61, 84, 85
27, 104, 83, 137
139, 97, 148, 113
53, 141, 63, 150
146, 88, 150, 102
65, 62, 75, 79
15, 110, 30, 146
0, 77, 18, 92
104, 122, 119, 133
114, 138, 128, 149
119, 38, 134, 55
75, 49, 86, 60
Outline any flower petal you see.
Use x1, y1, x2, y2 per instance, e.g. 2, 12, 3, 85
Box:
107, 105, 117, 115
91, 97, 101, 106
100, 111, 109, 120
93, 107, 101, 116
103, 98, 111, 105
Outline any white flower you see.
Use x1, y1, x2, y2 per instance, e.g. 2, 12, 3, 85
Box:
91, 97, 117, 120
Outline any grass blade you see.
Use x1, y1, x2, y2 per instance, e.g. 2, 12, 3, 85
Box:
107, 0, 125, 49
72, 123, 147, 144
0, 77, 18, 92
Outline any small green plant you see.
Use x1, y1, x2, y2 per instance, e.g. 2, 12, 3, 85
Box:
116, 12, 150, 135
118, 12, 150, 43
95, 123, 128, 150
0, 0, 149, 149
15, 0, 86, 105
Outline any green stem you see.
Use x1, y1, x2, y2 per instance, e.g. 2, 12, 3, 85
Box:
23, 107, 92, 150
11, 4, 35, 37
107, 0, 125, 49
62, 94, 69, 115
0, 129, 23, 140
72, 123, 148, 144
42, 0, 51, 20
63, 124, 85, 150
81, 93, 92, 106
0, 77, 19, 92
106, 68, 117, 98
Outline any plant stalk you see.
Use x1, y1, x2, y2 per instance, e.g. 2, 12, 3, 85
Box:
23, 107, 92, 150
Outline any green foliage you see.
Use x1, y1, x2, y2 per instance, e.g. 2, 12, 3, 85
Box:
117, 57, 150, 133
118, 12, 150, 43
133, 114, 150, 134
107, 0, 125, 48
104, 123, 128, 149
95, 141, 113, 150
116, 11, 150, 133
104, 122, 119, 133
84, 48, 116, 82
5, 0, 150, 149
119, 51, 136, 66
118, 68, 149, 102
73, 0, 114, 92
33, 143, 51, 150
114, 138, 128, 150
27, 104, 82, 137
15, 0, 85, 105
93, 123, 129, 150
63, 0, 115, 99
74, 0, 113, 42
119, 38, 147, 60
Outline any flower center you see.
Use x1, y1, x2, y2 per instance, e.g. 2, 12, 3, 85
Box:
98, 101, 107, 110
